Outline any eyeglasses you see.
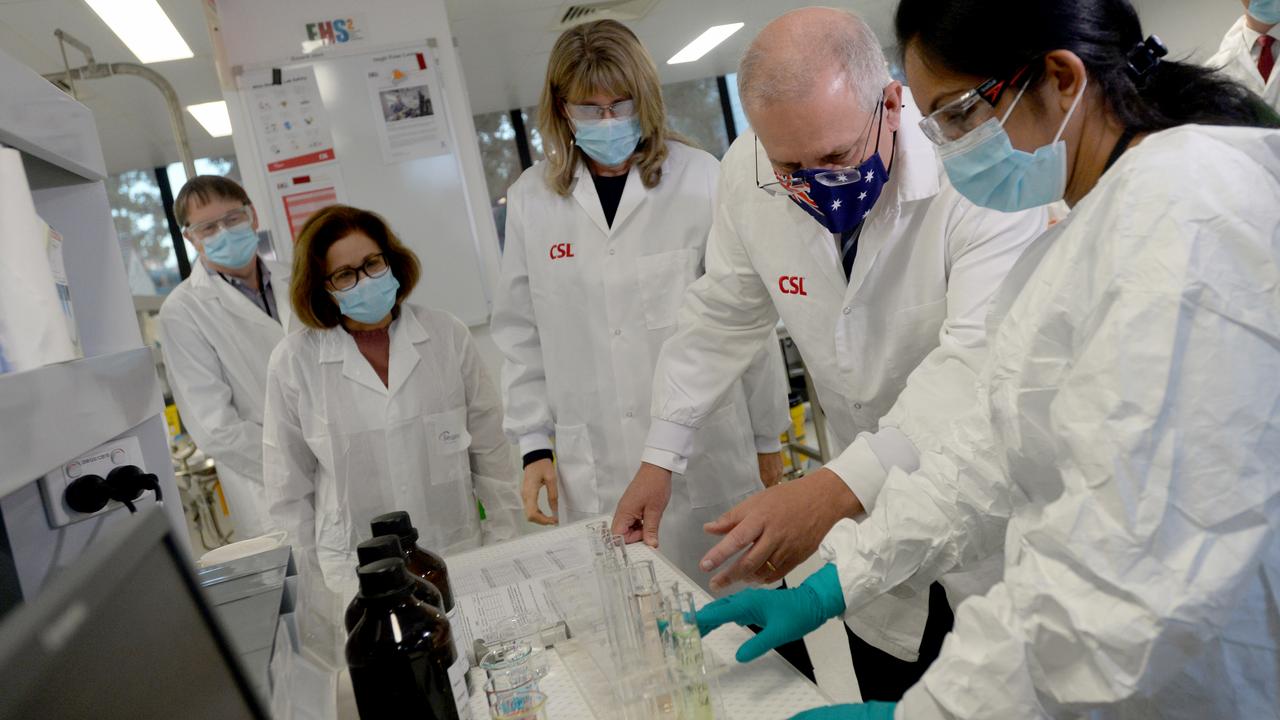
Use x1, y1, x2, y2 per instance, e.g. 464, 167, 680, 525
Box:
564, 99, 637, 121
185, 206, 252, 241
918, 64, 1034, 145
326, 253, 390, 291
755, 101, 885, 197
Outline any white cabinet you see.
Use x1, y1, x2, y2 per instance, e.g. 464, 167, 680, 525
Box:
0, 45, 186, 608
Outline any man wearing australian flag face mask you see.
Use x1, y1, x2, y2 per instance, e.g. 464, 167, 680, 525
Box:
158, 175, 293, 539
611, 7, 1047, 699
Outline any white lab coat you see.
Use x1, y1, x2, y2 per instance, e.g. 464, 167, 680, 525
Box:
262, 304, 522, 599
822, 124, 1280, 719
158, 258, 293, 538
1207, 16, 1280, 113
491, 141, 790, 586
646, 94, 1046, 658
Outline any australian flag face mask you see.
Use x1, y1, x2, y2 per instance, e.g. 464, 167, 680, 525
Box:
763, 101, 894, 235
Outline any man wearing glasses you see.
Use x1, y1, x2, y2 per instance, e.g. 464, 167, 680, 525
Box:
611, 8, 1046, 698
157, 175, 292, 539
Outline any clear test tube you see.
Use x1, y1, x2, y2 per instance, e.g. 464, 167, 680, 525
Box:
670, 588, 715, 720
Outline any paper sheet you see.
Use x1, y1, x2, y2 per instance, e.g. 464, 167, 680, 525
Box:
453, 578, 558, 661
364, 50, 451, 164
451, 536, 591, 596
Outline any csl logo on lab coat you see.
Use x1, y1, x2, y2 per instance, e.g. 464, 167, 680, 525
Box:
778, 275, 808, 296
549, 243, 576, 260
439, 430, 460, 444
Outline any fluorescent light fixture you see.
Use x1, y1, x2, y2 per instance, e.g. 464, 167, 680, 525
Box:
187, 101, 233, 137
667, 22, 744, 64
84, 0, 194, 64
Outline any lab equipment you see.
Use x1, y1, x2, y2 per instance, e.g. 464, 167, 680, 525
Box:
491, 690, 548, 720
345, 558, 470, 720
560, 521, 728, 719
344, 534, 444, 632
0, 508, 269, 720
370, 510, 471, 682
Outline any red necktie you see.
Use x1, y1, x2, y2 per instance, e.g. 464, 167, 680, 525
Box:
1260, 35, 1276, 84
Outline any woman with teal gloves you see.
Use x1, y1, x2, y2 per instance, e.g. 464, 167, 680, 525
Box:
698, 0, 1280, 717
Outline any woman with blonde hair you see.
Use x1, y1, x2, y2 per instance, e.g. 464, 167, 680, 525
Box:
492, 19, 789, 587
262, 204, 522, 604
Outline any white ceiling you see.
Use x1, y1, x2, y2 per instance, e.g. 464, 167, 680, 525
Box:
0, 0, 232, 174
446, 0, 901, 115
0, 0, 1243, 176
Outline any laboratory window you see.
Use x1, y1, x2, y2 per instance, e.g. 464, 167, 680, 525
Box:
662, 76, 731, 159
106, 169, 180, 296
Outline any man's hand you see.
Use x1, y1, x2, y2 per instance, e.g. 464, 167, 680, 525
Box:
522, 458, 559, 526
758, 452, 785, 488
700, 467, 862, 590
611, 462, 673, 547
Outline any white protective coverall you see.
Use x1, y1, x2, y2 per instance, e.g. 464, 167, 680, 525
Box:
821, 125, 1280, 718
1208, 16, 1280, 114
492, 140, 790, 586
263, 304, 522, 599
158, 258, 292, 538
646, 95, 1046, 657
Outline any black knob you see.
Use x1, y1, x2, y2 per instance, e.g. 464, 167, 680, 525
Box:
65, 474, 110, 514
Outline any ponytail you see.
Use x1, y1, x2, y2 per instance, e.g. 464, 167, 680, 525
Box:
895, 0, 1280, 132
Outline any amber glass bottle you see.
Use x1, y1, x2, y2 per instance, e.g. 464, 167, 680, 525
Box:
345, 534, 445, 633
345, 558, 471, 719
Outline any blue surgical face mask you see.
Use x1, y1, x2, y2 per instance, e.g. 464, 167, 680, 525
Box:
574, 116, 642, 168
332, 271, 400, 325
939, 76, 1087, 212
1250, 0, 1280, 24
203, 223, 259, 269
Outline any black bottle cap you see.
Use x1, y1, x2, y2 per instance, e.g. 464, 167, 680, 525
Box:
357, 558, 415, 599
370, 511, 419, 544
357, 535, 405, 567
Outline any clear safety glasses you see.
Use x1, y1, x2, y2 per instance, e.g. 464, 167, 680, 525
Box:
918, 64, 1034, 145
565, 99, 637, 121
184, 206, 252, 241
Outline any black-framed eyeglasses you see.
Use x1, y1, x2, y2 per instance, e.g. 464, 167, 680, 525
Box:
918, 63, 1035, 145
325, 253, 390, 291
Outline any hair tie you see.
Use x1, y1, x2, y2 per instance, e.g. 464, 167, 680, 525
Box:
1126, 35, 1169, 80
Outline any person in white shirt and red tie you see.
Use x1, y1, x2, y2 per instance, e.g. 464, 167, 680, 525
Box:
1209, 0, 1280, 113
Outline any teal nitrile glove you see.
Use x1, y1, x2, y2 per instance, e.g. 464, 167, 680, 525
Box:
790, 702, 897, 720
695, 562, 846, 663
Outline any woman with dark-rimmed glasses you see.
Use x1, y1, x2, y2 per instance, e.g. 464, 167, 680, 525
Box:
262, 204, 522, 614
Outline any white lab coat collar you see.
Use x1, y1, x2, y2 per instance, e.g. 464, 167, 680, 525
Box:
570, 155, 649, 236
188, 257, 281, 332
317, 303, 430, 397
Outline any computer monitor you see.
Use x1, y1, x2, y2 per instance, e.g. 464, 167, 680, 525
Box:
0, 508, 269, 720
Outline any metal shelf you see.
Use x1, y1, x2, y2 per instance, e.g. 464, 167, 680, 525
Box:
0, 47, 106, 188
0, 347, 162, 499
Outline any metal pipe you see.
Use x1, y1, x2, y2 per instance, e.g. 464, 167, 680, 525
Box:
53, 29, 96, 68
55, 30, 79, 101
108, 63, 197, 180
44, 31, 197, 181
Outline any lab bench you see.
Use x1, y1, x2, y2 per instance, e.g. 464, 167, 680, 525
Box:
325, 518, 833, 719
